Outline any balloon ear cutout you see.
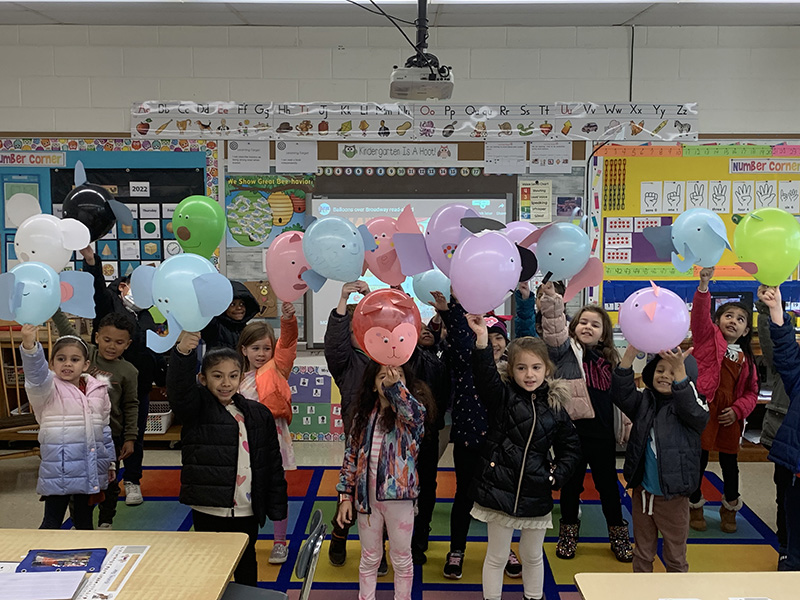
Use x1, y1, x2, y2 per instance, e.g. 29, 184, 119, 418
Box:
289, 232, 302, 243
519, 222, 555, 249
705, 217, 732, 250
642, 225, 675, 260
301, 269, 327, 293
518, 245, 538, 282
563, 257, 603, 302
393, 232, 433, 276
358, 224, 378, 252
6, 193, 42, 227
193, 274, 233, 318
58, 218, 92, 251
130, 264, 157, 309
73, 160, 88, 187
0, 273, 21, 321
108, 199, 134, 227
396, 204, 421, 234
392, 295, 417, 310
59, 271, 95, 318
671, 244, 696, 272
460, 217, 505, 234
146, 314, 183, 353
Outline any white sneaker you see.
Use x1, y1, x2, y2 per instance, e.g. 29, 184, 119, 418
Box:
124, 482, 143, 506
98, 523, 113, 529
268, 544, 289, 564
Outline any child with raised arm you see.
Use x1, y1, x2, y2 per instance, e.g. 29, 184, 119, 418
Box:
689, 267, 759, 533
19, 324, 115, 529
612, 344, 708, 572
466, 315, 580, 600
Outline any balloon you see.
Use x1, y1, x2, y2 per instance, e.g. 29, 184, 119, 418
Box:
450, 232, 521, 315
733, 207, 800, 286
352, 288, 421, 366
618, 282, 690, 354
265, 231, 311, 302
503, 220, 538, 246
0, 262, 61, 325
364, 217, 406, 286
671, 208, 730, 270
412, 268, 451, 306
172, 195, 226, 258
62, 183, 118, 241
535, 223, 590, 281
303, 216, 368, 284
13, 214, 90, 272
425, 203, 476, 276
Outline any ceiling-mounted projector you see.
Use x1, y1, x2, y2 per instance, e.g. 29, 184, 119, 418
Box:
390, 53, 453, 101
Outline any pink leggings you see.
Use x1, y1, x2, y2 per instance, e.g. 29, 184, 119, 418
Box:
273, 517, 288, 543
356, 490, 414, 600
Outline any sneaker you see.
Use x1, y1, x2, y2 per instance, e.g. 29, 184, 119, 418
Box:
504, 549, 522, 578
377, 548, 389, 576
124, 482, 143, 506
268, 543, 289, 564
97, 523, 113, 530
443, 551, 464, 579
329, 533, 347, 566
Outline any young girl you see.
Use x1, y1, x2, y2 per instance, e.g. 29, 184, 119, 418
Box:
612, 345, 709, 572
237, 301, 298, 564
19, 324, 115, 530
168, 331, 288, 587
335, 360, 435, 600
689, 267, 759, 533
539, 282, 633, 561
466, 317, 580, 600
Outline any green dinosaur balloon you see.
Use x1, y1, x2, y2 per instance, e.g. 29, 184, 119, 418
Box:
172, 195, 225, 258
733, 207, 800, 286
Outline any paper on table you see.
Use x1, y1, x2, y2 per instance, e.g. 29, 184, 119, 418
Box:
0, 571, 85, 600
0, 564, 17, 573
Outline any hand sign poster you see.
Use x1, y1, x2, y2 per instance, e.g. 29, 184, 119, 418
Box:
662, 181, 684, 213
709, 181, 731, 214
779, 181, 800, 213
640, 181, 663, 214
756, 181, 777, 208
686, 181, 708, 209
732, 181, 755, 214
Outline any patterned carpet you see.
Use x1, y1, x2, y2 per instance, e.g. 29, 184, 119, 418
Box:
88, 466, 781, 599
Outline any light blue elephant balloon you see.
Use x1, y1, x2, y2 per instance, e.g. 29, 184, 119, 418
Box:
0, 262, 95, 325
301, 217, 377, 291
130, 253, 233, 353
412, 268, 451, 306
671, 208, 731, 271
534, 222, 591, 281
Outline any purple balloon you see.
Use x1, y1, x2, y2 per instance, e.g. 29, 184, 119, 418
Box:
504, 220, 538, 246
450, 232, 521, 314
425, 203, 475, 277
618, 283, 690, 354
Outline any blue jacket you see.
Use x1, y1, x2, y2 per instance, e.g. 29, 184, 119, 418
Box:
21, 343, 114, 497
513, 288, 537, 338
767, 316, 800, 476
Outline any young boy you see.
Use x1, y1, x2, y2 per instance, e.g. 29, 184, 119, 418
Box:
52, 309, 139, 529
611, 345, 709, 572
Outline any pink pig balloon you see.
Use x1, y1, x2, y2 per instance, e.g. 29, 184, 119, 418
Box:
618, 282, 690, 354
264, 231, 311, 302
352, 288, 421, 366
425, 203, 475, 277
364, 216, 406, 286
450, 232, 521, 314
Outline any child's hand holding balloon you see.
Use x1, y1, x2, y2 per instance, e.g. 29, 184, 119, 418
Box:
466, 314, 489, 349
21, 324, 37, 350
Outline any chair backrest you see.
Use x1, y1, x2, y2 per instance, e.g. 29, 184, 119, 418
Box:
295, 509, 326, 600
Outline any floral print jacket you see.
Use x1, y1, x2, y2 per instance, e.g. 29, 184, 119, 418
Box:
337, 381, 426, 514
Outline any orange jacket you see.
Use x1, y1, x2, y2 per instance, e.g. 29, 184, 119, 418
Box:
255, 316, 298, 423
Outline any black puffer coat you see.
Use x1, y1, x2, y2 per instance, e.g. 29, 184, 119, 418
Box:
167, 349, 288, 526
409, 344, 450, 431
611, 365, 709, 499
201, 281, 260, 350
470, 346, 581, 518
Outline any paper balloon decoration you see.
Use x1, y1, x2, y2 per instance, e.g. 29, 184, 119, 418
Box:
172, 195, 226, 258
352, 288, 421, 366
264, 231, 311, 302
130, 253, 233, 352
670, 208, 731, 270
13, 214, 90, 273
62, 161, 133, 242
618, 282, 690, 354
0, 262, 95, 325
450, 232, 521, 315
412, 268, 451, 306
503, 220, 539, 246
526, 222, 590, 282
733, 207, 800, 286
301, 216, 377, 290
364, 216, 405, 286
425, 203, 477, 277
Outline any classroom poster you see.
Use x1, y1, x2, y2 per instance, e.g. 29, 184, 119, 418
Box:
287, 365, 344, 441
518, 179, 552, 222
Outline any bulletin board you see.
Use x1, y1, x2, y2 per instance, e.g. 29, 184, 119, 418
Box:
595, 144, 800, 317
287, 363, 344, 442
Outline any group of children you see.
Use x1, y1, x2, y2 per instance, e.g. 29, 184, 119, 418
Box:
19, 256, 800, 596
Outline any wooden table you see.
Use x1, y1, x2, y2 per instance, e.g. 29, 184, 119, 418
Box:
574, 571, 800, 600
0, 528, 247, 600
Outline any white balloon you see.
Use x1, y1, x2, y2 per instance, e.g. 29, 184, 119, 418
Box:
14, 214, 91, 272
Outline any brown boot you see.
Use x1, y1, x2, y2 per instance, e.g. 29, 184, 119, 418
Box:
689, 499, 707, 532
720, 497, 741, 533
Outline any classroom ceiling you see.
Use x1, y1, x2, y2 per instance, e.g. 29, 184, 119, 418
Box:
1, 1, 800, 28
